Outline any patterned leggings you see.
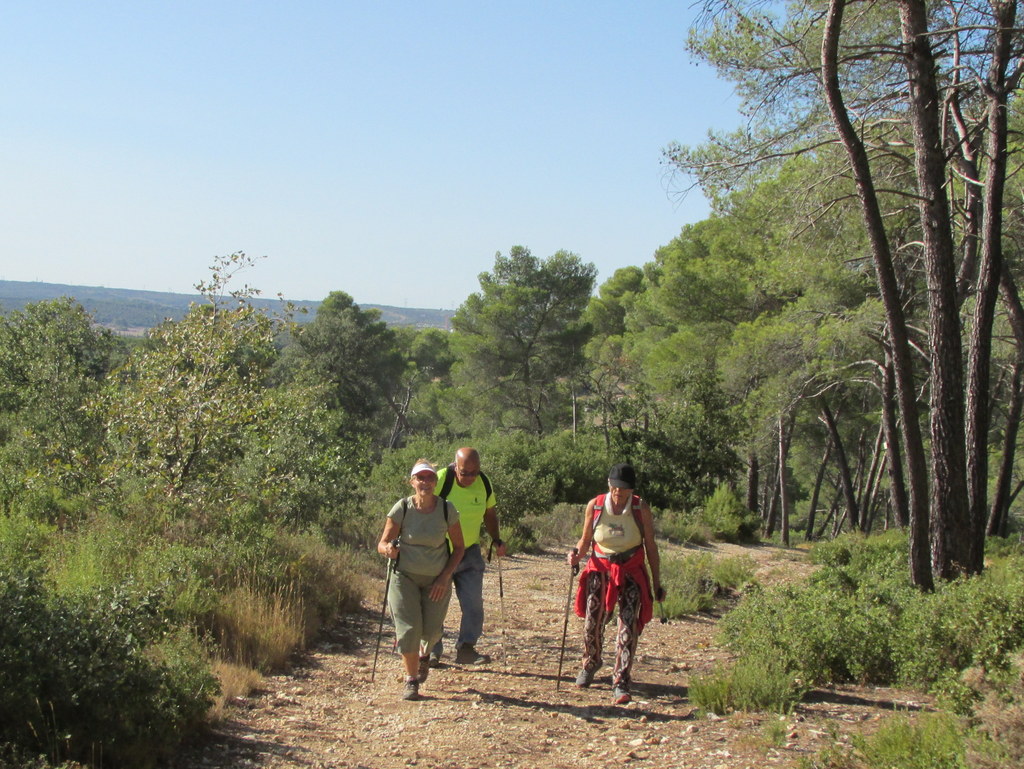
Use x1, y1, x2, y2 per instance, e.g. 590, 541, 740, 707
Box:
581, 571, 642, 687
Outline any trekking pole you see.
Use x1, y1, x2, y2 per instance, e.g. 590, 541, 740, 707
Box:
371, 539, 400, 682
555, 548, 580, 690
657, 586, 668, 624
488, 542, 509, 668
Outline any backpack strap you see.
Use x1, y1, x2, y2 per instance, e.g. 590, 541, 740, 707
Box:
438, 464, 456, 498
591, 493, 606, 530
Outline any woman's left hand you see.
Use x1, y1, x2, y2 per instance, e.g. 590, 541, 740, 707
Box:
429, 576, 452, 602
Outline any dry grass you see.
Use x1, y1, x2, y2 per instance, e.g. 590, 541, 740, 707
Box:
209, 581, 305, 673
207, 659, 263, 723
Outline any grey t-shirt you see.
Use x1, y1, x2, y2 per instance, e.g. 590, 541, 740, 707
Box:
387, 496, 460, 577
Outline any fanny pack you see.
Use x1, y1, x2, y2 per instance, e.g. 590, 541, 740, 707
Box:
593, 545, 641, 565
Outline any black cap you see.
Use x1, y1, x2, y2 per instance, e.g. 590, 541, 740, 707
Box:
608, 463, 636, 489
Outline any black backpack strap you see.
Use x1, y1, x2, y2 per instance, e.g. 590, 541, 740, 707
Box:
480, 470, 492, 501
438, 463, 456, 498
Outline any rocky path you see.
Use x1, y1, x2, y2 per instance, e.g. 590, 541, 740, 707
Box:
171, 542, 927, 769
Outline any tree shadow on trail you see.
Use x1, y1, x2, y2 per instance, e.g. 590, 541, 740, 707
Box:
449, 687, 694, 722
803, 688, 927, 712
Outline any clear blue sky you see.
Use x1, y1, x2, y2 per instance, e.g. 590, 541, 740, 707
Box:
1, 1, 740, 310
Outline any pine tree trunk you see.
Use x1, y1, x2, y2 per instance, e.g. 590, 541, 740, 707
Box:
822, 0, 931, 588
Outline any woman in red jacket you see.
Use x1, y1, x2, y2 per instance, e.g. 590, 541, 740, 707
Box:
567, 463, 663, 704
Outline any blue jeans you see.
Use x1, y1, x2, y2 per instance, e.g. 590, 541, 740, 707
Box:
432, 543, 486, 655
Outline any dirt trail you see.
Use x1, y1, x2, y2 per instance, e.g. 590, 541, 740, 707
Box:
171, 542, 927, 769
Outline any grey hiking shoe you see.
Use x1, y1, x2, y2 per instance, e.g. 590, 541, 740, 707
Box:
455, 643, 491, 665
402, 678, 420, 701
613, 685, 631, 704
428, 651, 442, 668
417, 655, 431, 683
575, 668, 595, 688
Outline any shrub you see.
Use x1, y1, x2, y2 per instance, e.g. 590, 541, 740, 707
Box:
521, 503, 586, 549
720, 576, 907, 686
965, 652, 1024, 769
0, 572, 216, 768
854, 712, 966, 769
689, 655, 805, 715
700, 484, 760, 543
660, 552, 754, 617
712, 554, 757, 590
894, 558, 1024, 691
654, 508, 711, 546
0, 513, 53, 577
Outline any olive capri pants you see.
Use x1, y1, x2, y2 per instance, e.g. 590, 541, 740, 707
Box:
388, 569, 453, 655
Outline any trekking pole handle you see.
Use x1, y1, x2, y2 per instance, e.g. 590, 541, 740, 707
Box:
570, 547, 580, 576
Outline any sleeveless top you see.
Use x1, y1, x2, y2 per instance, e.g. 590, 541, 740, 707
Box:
593, 495, 643, 554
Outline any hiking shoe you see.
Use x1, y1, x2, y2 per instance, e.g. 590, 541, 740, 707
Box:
417, 655, 431, 683
613, 685, 631, 705
455, 644, 491, 665
402, 678, 420, 701
428, 651, 442, 668
575, 668, 595, 688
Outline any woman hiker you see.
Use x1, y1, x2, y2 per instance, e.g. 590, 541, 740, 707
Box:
566, 462, 664, 704
378, 459, 465, 700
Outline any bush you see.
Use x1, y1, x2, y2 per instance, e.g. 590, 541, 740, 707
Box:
700, 484, 760, 543
689, 655, 805, 715
521, 503, 586, 549
894, 557, 1024, 691
855, 712, 966, 769
660, 553, 755, 617
654, 508, 711, 545
0, 572, 216, 768
0, 513, 53, 577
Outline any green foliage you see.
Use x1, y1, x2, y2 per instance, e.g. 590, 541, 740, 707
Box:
720, 532, 1024, 710
0, 298, 122, 511
894, 557, 1024, 693
839, 712, 967, 769
654, 509, 711, 546
720, 552, 912, 686
690, 655, 806, 715
0, 572, 216, 768
660, 553, 755, 617
611, 370, 741, 510
713, 553, 758, 589
700, 484, 760, 543
98, 253, 283, 506
520, 503, 586, 548
451, 246, 597, 435
272, 290, 404, 441
0, 512, 54, 576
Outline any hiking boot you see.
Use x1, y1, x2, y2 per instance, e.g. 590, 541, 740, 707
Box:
428, 651, 442, 668
417, 655, 431, 683
455, 643, 491, 665
402, 678, 420, 701
575, 668, 595, 688
613, 685, 631, 705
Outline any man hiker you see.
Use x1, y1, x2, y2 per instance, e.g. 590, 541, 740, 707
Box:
430, 446, 505, 666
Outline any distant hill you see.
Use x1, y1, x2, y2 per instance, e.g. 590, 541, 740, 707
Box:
0, 280, 454, 335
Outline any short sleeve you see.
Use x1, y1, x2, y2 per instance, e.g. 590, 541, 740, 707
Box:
387, 497, 408, 526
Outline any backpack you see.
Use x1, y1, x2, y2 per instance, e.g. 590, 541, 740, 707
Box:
438, 463, 493, 501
